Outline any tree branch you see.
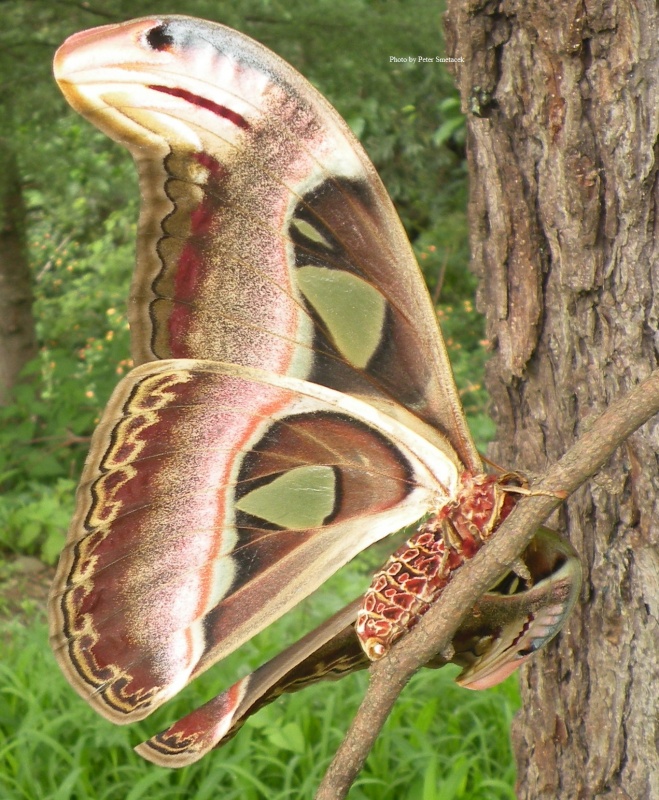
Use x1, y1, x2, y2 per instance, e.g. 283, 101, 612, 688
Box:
316, 369, 659, 800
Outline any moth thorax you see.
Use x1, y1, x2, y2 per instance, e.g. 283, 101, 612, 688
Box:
355, 470, 527, 661
439, 470, 528, 554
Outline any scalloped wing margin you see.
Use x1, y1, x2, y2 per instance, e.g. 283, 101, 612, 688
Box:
48, 359, 459, 724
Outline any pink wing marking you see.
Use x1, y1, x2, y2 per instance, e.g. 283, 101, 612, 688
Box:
149, 85, 250, 129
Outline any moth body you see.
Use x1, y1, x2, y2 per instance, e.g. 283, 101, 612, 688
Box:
356, 471, 525, 660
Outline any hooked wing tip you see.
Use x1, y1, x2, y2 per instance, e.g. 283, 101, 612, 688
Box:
135, 678, 248, 767
54, 17, 162, 82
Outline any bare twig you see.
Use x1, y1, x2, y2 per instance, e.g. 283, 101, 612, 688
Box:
35, 234, 73, 282
316, 369, 659, 800
431, 248, 449, 305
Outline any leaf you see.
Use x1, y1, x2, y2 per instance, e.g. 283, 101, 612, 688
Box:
435, 755, 469, 800
432, 116, 466, 147
264, 722, 306, 755
17, 520, 42, 549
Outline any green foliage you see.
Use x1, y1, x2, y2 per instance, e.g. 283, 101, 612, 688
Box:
0, 137, 136, 560
435, 299, 495, 451
433, 97, 467, 149
0, 479, 74, 564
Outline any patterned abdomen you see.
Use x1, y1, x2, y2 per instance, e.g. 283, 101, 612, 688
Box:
356, 471, 524, 659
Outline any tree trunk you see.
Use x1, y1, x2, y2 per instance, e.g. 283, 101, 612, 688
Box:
0, 138, 37, 405
444, 2, 659, 798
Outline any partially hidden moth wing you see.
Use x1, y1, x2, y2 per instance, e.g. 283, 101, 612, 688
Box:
50, 16, 582, 767
137, 527, 581, 766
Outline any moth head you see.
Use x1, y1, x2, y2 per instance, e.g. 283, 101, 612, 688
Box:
53, 16, 263, 153
451, 527, 582, 689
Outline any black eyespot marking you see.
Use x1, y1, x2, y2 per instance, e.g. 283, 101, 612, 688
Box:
145, 24, 175, 51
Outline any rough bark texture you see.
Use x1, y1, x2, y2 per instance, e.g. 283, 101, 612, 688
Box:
0, 139, 36, 405
444, 2, 659, 798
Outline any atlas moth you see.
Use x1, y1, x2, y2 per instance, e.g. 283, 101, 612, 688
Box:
49, 16, 581, 767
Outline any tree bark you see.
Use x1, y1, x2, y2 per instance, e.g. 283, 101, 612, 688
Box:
0, 138, 37, 405
444, 2, 659, 798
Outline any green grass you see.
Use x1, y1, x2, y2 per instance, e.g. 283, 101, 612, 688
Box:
0, 566, 519, 800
